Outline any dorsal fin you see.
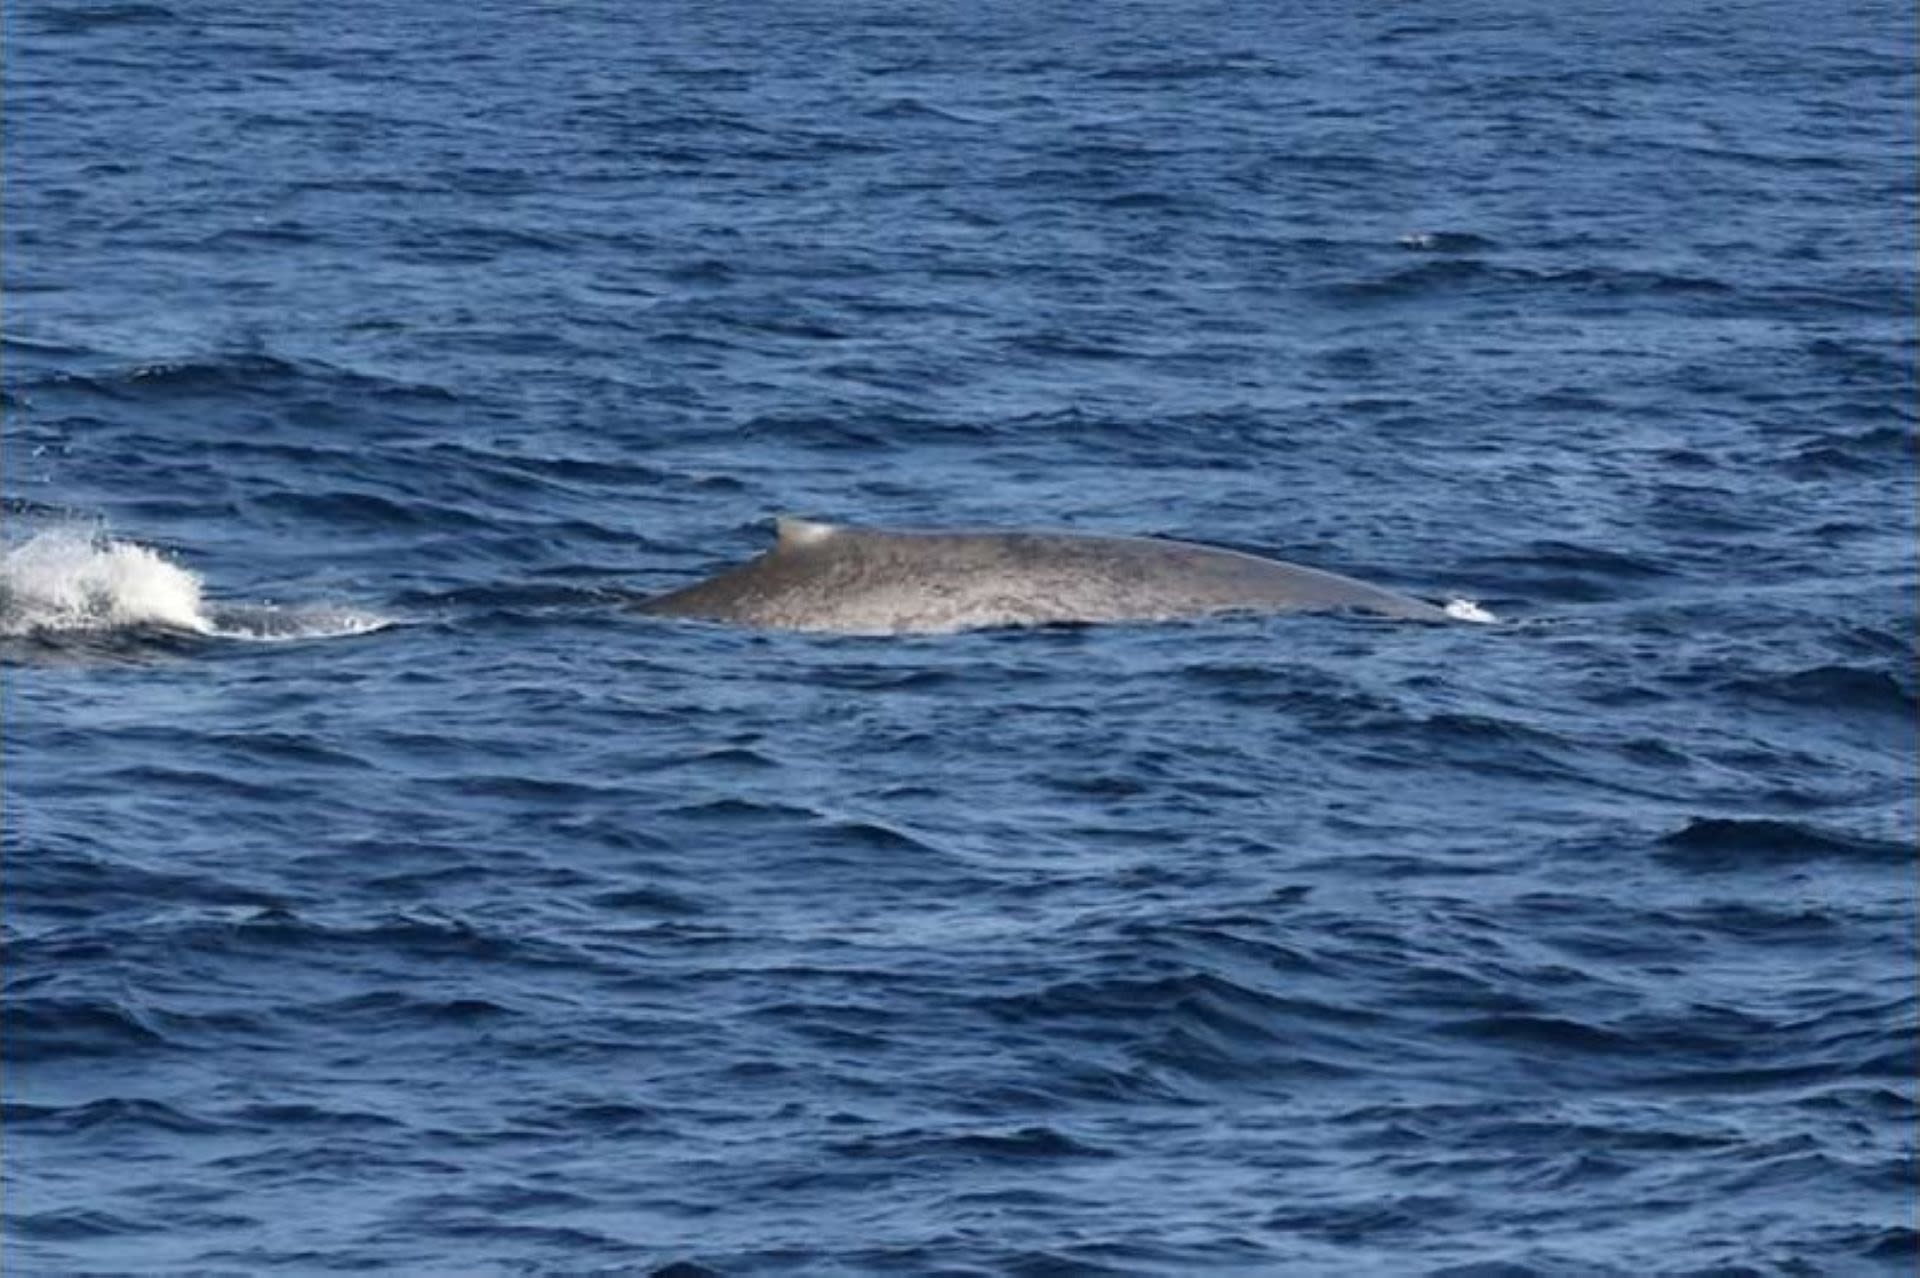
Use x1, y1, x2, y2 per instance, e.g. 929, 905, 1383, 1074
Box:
774, 515, 838, 551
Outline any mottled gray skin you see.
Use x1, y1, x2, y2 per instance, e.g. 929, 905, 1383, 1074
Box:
635, 518, 1452, 634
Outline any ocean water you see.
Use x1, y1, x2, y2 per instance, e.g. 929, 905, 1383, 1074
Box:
3, 0, 1915, 1272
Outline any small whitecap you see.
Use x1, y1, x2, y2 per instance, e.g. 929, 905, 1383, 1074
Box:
1445, 598, 1499, 624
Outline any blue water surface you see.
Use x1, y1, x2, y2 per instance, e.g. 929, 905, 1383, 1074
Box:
4, 0, 1915, 1273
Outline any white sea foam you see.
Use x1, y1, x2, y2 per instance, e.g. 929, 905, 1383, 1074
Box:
0, 530, 389, 641
1445, 598, 1499, 624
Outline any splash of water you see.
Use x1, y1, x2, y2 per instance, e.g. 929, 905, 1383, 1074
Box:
1, 529, 210, 635
0, 530, 388, 641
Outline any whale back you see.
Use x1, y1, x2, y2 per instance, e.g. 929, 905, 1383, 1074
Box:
634, 518, 1451, 634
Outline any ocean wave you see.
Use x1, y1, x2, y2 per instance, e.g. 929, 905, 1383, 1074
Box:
29, 2, 179, 35
15, 350, 458, 405
1657, 817, 1913, 870
1724, 663, 1918, 717
5, 995, 172, 1062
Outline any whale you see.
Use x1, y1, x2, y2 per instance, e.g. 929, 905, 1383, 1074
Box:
633, 517, 1462, 634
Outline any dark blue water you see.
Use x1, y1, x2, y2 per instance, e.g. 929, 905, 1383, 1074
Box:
4, 0, 1915, 1272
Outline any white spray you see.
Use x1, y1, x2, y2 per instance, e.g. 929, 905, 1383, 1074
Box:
0, 529, 388, 641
